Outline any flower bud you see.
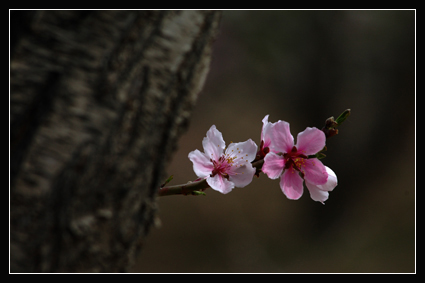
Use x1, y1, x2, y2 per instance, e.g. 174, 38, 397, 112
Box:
321, 109, 350, 138
335, 109, 351, 125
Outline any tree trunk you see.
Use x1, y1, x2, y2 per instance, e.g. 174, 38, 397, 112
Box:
10, 10, 221, 273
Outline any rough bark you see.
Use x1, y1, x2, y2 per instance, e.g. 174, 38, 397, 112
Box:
10, 10, 221, 273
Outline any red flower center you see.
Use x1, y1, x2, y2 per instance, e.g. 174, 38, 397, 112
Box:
283, 146, 308, 177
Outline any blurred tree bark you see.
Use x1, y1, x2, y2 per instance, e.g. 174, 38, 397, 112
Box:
10, 10, 221, 272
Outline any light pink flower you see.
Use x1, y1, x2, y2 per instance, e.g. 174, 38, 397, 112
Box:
262, 121, 337, 202
188, 125, 257, 194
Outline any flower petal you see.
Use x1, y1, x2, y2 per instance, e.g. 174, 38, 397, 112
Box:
305, 167, 337, 203
315, 166, 338, 191
280, 169, 304, 200
207, 175, 235, 194
302, 158, 328, 185
270, 120, 294, 154
188, 149, 214, 178
228, 163, 256, 188
202, 125, 225, 161
262, 152, 285, 179
261, 115, 273, 148
227, 139, 258, 164
305, 181, 329, 204
296, 127, 326, 155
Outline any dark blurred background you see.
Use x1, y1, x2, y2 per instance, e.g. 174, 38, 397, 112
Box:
132, 10, 415, 273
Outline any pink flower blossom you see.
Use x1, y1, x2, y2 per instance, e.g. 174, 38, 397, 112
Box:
188, 125, 258, 194
262, 121, 337, 202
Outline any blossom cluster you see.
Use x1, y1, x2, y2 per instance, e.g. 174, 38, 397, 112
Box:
188, 115, 339, 203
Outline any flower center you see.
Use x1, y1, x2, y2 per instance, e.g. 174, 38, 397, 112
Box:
210, 147, 247, 178
211, 154, 234, 178
283, 146, 308, 176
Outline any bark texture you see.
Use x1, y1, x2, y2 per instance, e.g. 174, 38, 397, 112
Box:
10, 10, 221, 272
